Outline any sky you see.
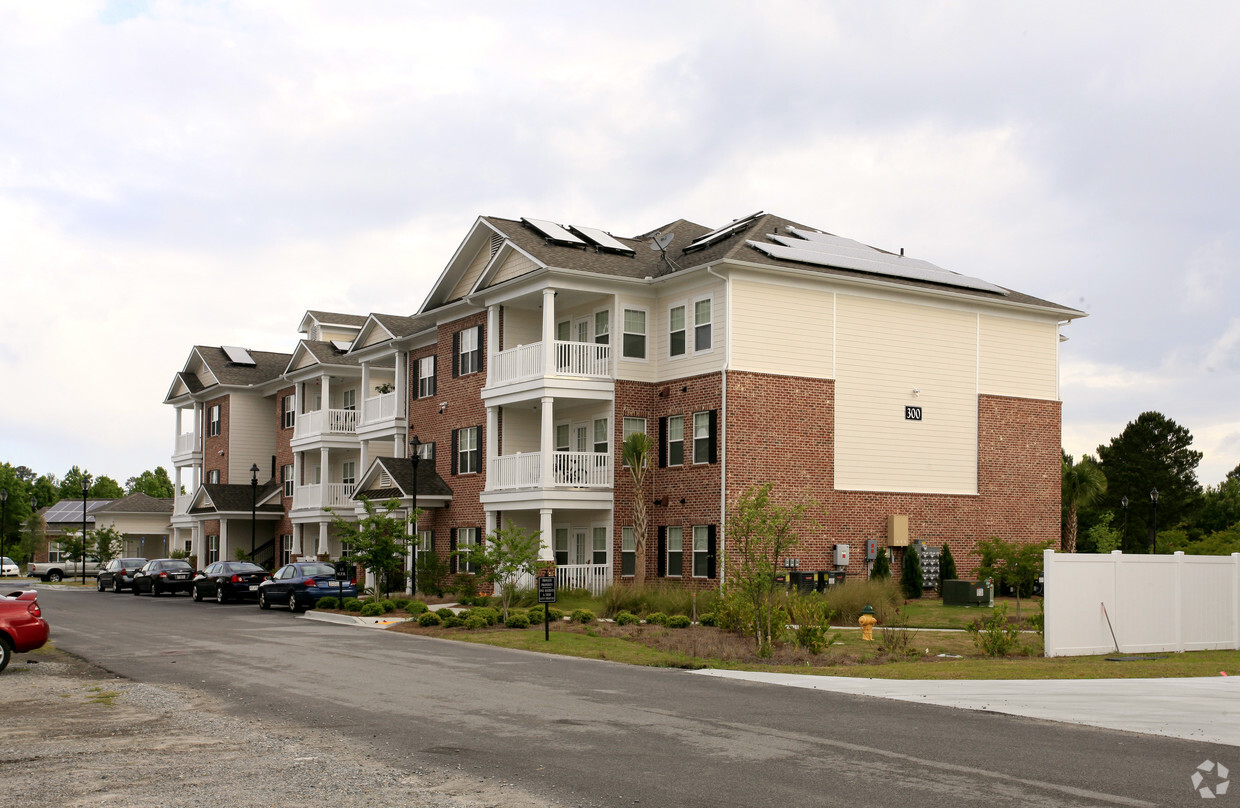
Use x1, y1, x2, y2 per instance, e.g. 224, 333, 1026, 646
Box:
2, 0, 1239, 489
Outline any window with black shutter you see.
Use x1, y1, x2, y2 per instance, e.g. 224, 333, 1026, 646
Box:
656, 526, 666, 577
658, 417, 668, 468
449, 528, 458, 574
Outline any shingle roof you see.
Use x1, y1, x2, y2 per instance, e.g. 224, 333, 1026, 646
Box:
358, 457, 453, 500
191, 483, 284, 514
194, 346, 293, 386
299, 340, 361, 367
371, 313, 436, 339
306, 310, 368, 327
96, 493, 173, 514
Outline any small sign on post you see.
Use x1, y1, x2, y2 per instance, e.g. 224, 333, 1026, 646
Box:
537, 568, 556, 641
335, 561, 350, 606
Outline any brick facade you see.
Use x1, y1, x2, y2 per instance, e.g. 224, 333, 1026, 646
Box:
273, 384, 296, 563
203, 395, 229, 483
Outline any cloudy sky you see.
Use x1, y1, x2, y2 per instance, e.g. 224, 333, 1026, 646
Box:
3, 1, 1239, 489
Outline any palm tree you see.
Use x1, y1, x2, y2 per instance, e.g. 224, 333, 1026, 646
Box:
621, 432, 652, 586
1062, 455, 1107, 553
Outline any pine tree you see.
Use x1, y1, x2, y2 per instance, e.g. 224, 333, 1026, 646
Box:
939, 544, 957, 587
871, 547, 890, 579
901, 547, 923, 599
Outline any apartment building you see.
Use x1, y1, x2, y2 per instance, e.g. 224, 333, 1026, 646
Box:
167, 210, 1083, 592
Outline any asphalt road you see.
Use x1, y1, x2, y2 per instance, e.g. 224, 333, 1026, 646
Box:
35, 587, 1223, 807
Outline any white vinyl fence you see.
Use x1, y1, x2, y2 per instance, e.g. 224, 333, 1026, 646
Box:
1043, 550, 1240, 657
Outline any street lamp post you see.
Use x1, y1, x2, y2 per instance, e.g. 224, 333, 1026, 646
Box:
1, 489, 8, 573
1149, 488, 1159, 554
409, 436, 421, 595
81, 480, 89, 586
1120, 496, 1128, 552
250, 463, 260, 562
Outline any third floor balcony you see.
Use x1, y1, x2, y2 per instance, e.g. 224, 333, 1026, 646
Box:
293, 408, 359, 443
486, 341, 613, 402
487, 451, 613, 491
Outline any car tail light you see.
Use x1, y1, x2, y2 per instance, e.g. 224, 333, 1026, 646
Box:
263, 575, 271, 581
28, 602, 40, 618
350, 579, 356, 586
118, 568, 126, 576
230, 574, 241, 583
159, 571, 169, 578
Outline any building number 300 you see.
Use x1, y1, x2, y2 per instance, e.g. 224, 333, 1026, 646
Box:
905, 406, 923, 421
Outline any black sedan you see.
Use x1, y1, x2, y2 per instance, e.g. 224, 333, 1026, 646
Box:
96, 558, 148, 593
257, 562, 356, 612
191, 561, 269, 603
131, 559, 195, 597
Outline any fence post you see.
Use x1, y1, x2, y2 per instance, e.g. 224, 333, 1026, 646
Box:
1233, 554, 1240, 650
1110, 550, 1123, 652
1173, 551, 1184, 653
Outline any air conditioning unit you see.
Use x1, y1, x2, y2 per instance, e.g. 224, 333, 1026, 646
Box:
833, 543, 850, 567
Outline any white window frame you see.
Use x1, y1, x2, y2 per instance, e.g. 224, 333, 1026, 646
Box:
282, 464, 294, 498
281, 534, 292, 566
622, 417, 647, 468
415, 442, 435, 461
341, 461, 356, 486
282, 395, 295, 429
594, 308, 610, 345
621, 526, 635, 576
207, 535, 219, 564
417, 530, 433, 553
459, 326, 480, 375
556, 320, 571, 341
693, 525, 710, 578
48, 543, 62, 564
458, 527, 479, 573
341, 389, 357, 411
692, 411, 710, 464
340, 541, 353, 559
553, 527, 569, 565
418, 355, 435, 398
666, 526, 683, 577
592, 526, 608, 565
458, 426, 479, 474
668, 302, 687, 358
208, 405, 221, 436
555, 422, 571, 452
207, 469, 220, 485
693, 294, 714, 354
622, 307, 648, 361
667, 415, 684, 467
593, 418, 608, 454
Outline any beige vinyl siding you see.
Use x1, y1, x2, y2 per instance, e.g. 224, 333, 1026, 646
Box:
501, 408, 540, 454
359, 325, 394, 349
503, 308, 541, 348
192, 356, 218, 387
227, 393, 278, 482
318, 326, 357, 343
448, 244, 492, 301
979, 314, 1059, 400
835, 294, 977, 494
653, 279, 726, 380
729, 278, 833, 378
292, 351, 317, 370
487, 250, 540, 288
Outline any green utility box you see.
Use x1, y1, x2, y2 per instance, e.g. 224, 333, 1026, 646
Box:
941, 579, 994, 606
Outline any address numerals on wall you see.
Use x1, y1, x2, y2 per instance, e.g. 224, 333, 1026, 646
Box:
904, 406, 923, 421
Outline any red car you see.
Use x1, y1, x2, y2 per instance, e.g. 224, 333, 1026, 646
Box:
0, 590, 49, 673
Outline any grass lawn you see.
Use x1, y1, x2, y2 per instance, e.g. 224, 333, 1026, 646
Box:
894, 596, 1039, 630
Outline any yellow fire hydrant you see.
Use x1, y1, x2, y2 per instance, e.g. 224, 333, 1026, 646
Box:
858, 604, 877, 641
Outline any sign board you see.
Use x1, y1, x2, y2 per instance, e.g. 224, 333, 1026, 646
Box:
537, 576, 557, 604
334, 561, 351, 581
905, 406, 923, 421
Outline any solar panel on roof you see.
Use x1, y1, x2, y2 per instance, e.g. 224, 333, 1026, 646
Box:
570, 225, 635, 254
222, 346, 256, 366
685, 211, 763, 252
522, 217, 587, 246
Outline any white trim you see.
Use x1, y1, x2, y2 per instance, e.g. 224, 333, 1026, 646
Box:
621, 306, 649, 362
667, 300, 688, 360
692, 293, 714, 355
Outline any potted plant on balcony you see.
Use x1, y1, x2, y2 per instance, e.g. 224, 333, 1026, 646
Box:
374, 383, 393, 394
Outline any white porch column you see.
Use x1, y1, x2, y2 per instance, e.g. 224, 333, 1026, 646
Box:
321, 375, 331, 412
394, 435, 402, 458
319, 447, 330, 491
174, 466, 183, 500
359, 441, 369, 475
487, 405, 499, 477
542, 288, 555, 374
193, 402, 203, 449
293, 451, 302, 494
540, 396, 554, 488
539, 508, 554, 561
361, 362, 371, 410
219, 519, 229, 563
292, 524, 303, 558
487, 304, 500, 383
175, 406, 183, 440
318, 522, 329, 557
296, 382, 306, 414
485, 510, 497, 540
394, 350, 406, 415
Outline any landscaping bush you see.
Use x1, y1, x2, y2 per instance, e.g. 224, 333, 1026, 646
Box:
615, 611, 639, 626
820, 579, 900, 624
315, 596, 339, 610
645, 612, 668, 626
379, 599, 397, 613
441, 613, 465, 628
472, 606, 500, 626
464, 615, 488, 630
871, 547, 891, 579
666, 615, 691, 629
698, 612, 717, 627
416, 550, 450, 597
938, 544, 957, 589
342, 598, 363, 613
967, 605, 1021, 656
526, 605, 544, 622
548, 607, 564, 621
418, 611, 442, 627
505, 612, 531, 629
403, 600, 429, 616
901, 547, 923, 599
600, 583, 717, 619
360, 602, 385, 617
571, 608, 595, 624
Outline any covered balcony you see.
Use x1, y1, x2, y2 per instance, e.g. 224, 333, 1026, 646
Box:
293, 483, 357, 511
487, 451, 613, 490
294, 408, 359, 440
489, 341, 611, 387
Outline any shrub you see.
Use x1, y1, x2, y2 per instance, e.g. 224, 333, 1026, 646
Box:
615, 611, 639, 626
464, 615, 488, 630
666, 615, 691, 629
315, 596, 339, 610
342, 598, 363, 613
379, 600, 397, 613
403, 600, 429, 616
698, 612, 717, 627
417, 611, 442, 627
441, 613, 465, 628
938, 544, 958, 588
505, 612, 531, 629
794, 624, 832, 654
571, 609, 595, 624
901, 547, 923, 599
547, 607, 564, 621
877, 610, 917, 657
472, 607, 500, 626
527, 605, 544, 622
360, 602, 385, 617
820, 579, 900, 624
601, 583, 712, 619
871, 547, 891, 579
416, 550, 450, 597
645, 612, 668, 626
967, 605, 1021, 656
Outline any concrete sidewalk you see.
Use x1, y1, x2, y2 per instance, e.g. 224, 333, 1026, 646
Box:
693, 669, 1240, 746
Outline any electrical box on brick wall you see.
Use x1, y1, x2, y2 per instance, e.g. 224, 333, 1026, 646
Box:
887, 515, 909, 547
865, 539, 878, 561
913, 541, 942, 590
833, 543, 850, 567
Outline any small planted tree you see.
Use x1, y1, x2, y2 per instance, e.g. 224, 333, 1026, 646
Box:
330, 498, 416, 598
92, 526, 125, 566
460, 520, 541, 621
58, 528, 92, 575
870, 547, 891, 579
974, 537, 1051, 620
938, 544, 957, 588
621, 432, 652, 587
900, 548, 923, 599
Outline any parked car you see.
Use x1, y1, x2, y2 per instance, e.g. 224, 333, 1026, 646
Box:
28, 556, 102, 582
96, 558, 148, 593
257, 562, 356, 612
191, 561, 270, 603
131, 559, 195, 597
1, 557, 18, 577
0, 590, 49, 673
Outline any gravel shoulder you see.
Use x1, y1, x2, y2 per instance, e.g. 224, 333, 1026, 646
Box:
0, 645, 550, 808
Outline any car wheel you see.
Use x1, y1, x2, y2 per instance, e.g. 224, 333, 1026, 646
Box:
0, 635, 12, 674
47, 571, 62, 583
191, 585, 202, 602
112, 579, 122, 594
96, 578, 105, 592
258, 591, 271, 610
290, 598, 305, 613
150, 584, 160, 597
215, 586, 227, 604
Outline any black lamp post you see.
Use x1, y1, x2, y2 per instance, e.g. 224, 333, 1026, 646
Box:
81, 480, 89, 586
1120, 495, 1128, 551
1149, 488, 1159, 554
409, 436, 421, 593
1, 489, 8, 572
250, 463, 260, 561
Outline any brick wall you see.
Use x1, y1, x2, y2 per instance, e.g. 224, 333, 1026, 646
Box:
203, 395, 229, 483
273, 385, 295, 561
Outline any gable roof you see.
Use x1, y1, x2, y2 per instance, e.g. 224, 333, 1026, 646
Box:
352, 456, 453, 503
349, 313, 437, 354
284, 340, 362, 375
165, 346, 292, 403
95, 493, 174, 514
189, 483, 284, 515
300, 310, 369, 333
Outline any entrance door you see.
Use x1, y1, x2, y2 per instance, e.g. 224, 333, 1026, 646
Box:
573, 317, 590, 343
571, 528, 589, 565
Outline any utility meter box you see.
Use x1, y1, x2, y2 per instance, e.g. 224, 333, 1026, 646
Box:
864, 539, 878, 561
833, 543, 850, 567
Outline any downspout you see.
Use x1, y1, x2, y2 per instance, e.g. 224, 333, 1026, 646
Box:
706, 266, 729, 593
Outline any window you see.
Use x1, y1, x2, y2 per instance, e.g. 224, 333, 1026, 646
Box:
622, 309, 646, 359
666, 526, 683, 577
417, 530, 433, 553
341, 461, 356, 486
453, 426, 480, 475
593, 418, 608, 454
622, 417, 646, 468
208, 405, 221, 436
554, 528, 569, 566
415, 441, 435, 461
669, 304, 686, 357
556, 320, 570, 341
417, 355, 436, 398
341, 389, 356, 411
282, 464, 294, 498
621, 527, 635, 576
340, 542, 353, 559
282, 395, 295, 429
693, 525, 711, 577
693, 410, 717, 464
666, 415, 684, 466
312, 465, 321, 485
207, 535, 219, 564
207, 469, 220, 484
456, 325, 481, 376
555, 423, 570, 452
594, 310, 609, 345
48, 543, 62, 564
694, 297, 712, 352
281, 535, 292, 566
458, 527, 479, 574
592, 527, 608, 565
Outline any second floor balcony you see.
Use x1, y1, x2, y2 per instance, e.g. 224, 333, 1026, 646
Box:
488, 341, 612, 388
487, 451, 613, 491
293, 408, 359, 441
293, 483, 356, 511
173, 492, 194, 518
361, 391, 399, 424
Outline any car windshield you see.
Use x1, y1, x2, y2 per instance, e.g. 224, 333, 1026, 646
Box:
298, 564, 337, 577
228, 563, 266, 574
163, 560, 193, 570
121, 559, 146, 567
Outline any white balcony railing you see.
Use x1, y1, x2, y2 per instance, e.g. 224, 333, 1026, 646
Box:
489, 341, 612, 387
294, 408, 359, 438
361, 392, 398, 424
175, 431, 198, 455
293, 483, 357, 510
174, 493, 194, 516
487, 451, 612, 490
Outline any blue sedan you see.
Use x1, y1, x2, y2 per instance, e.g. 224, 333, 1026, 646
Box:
256, 562, 357, 612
